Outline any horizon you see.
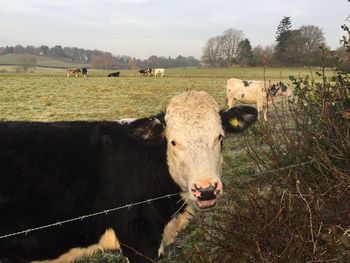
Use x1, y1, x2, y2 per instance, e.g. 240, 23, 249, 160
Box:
0, 0, 348, 60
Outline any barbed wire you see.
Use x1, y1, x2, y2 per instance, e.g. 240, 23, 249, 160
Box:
345, 14, 350, 23
119, 241, 158, 263
0, 160, 316, 263
0, 192, 181, 240
158, 161, 316, 263
250, 160, 314, 178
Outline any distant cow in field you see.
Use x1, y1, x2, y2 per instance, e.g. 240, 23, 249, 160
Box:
226, 78, 291, 121
107, 72, 120, 77
66, 68, 81, 77
0, 91, 257, 263
81, 68, 88, 77
139, 68, 152, 76
153, 68, 165, 77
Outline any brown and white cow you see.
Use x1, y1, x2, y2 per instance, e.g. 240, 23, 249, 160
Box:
226, 78, 292, 121
66, 68, 81, 77
0, 91, 257, 263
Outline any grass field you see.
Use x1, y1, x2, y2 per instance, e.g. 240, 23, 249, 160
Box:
0, 66, 334, 121
0, 66, 335, 262
1, 64, 335, 78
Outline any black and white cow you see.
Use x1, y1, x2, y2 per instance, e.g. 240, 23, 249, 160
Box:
107, 72, 120, 77
0, 91, 257, 263
139, 68, 152, 76
226, 78, 291, 121
81, 68, 88, 77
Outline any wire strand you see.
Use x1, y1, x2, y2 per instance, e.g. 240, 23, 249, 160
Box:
250, 160, 314, 177
0, 192, 181, 240
0, 161, 314, 240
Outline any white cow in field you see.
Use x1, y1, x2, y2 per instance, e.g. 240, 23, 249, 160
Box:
226, 78, 291, 121
153, 68, 165, 77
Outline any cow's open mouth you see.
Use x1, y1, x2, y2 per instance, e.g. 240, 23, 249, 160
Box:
196, 199, 217, 209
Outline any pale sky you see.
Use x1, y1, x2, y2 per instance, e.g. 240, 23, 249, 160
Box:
0, 0, 348, 59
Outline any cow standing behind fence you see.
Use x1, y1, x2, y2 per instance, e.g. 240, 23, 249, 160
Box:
226, 78, 292, 121
0, 91, 257, 263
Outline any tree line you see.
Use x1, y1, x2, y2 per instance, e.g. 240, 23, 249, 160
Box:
2, 16, 349, 69
201, 16, 347, 67
0, 45, 200, 69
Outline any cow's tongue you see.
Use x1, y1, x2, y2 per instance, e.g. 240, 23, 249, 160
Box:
196, 199, 216, 209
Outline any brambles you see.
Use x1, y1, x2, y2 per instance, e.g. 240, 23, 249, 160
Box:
186, 48, 350, 262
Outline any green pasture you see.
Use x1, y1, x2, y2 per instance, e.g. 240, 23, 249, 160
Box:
0, 66, 335, 122
0, 66, 329, 262
1, 64, 335, 79
0, 74, 226, 121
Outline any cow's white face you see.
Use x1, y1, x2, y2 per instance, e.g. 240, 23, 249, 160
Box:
165, 91, 224, 209
128, 91, 258, 210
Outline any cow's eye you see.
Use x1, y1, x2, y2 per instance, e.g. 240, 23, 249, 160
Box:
171, 140, 176, 146
218, 134, 224, 148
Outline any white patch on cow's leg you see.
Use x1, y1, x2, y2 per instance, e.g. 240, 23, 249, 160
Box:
263, 106, 268, 121
98, 228, 121, 251
31, 228, 120, 263
256, 102, 265, 121
158, 206, 193, 257
258, 103, 268, 121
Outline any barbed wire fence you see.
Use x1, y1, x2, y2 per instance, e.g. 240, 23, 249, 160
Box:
0, 193, 181, 240
0, 160, 316, 262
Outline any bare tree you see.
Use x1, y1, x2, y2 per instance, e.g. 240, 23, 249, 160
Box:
221, 29, 244, 66
251, 44, 275, 66
299, 25, 326, 65
300, 25, 326, 52
201, 36, 224, 67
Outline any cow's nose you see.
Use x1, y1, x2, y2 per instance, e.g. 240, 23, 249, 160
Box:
191, 179, 222, 200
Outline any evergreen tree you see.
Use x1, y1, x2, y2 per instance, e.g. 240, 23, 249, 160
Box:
275, 16, 292, 64
237, 39, 253, 66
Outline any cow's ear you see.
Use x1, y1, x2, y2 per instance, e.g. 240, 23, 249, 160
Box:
128, 114, 165, 146
220, 106, 258, 133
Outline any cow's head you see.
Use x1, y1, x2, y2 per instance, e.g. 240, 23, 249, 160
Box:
129, 91, 257, 209
268, 82, 292, 97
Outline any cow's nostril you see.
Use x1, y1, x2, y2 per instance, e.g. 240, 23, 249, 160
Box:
192, 180, 222, 201
197, 184, 218, 201
198, 189, 216, 201
194, 184, 203, 191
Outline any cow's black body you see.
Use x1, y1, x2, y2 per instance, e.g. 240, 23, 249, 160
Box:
107, 72, 120, 77
0, 120, 185, 263
81, 68, 88, 77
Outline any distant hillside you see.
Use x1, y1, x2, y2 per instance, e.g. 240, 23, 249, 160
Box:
0, 54, 87, 68
0, 45, 200, 69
